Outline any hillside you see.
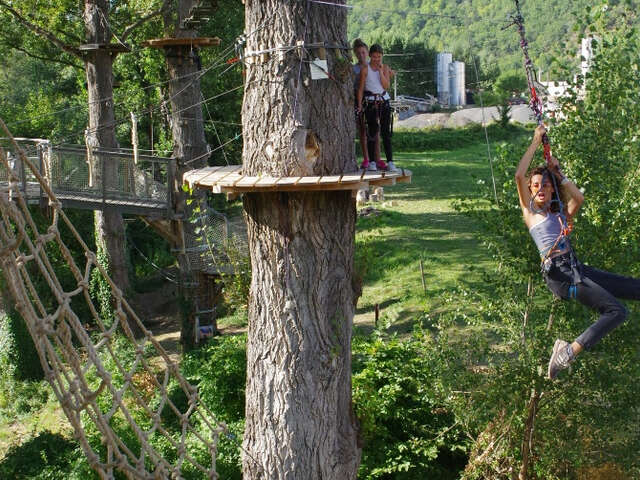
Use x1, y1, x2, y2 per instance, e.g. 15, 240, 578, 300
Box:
347, 0, 638, 94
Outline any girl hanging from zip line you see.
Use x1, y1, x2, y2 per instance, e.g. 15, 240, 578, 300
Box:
356, 44, 399, 172
515, 124, 640, 380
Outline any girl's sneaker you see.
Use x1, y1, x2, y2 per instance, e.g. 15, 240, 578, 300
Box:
547, 339, 575, 380
387, 161, 400, 172
376, 160, 389, 171
360, 159, 370, 170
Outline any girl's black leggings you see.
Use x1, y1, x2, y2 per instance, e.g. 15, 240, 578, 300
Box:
544, 255, 640, 349
365, 99, 392, 163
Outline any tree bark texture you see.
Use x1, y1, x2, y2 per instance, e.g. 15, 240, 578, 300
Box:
83, 0, 130, 292
241, 1, 360, 478
163, 0, 213, 348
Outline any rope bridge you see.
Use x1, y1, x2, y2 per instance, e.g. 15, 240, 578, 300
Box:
0, 119, 226, 479
0, 138, 174, 216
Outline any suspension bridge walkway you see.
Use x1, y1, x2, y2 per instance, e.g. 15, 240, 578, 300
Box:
0, 138, 174, 217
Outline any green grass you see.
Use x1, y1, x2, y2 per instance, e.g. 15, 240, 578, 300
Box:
354, 135, 523, 334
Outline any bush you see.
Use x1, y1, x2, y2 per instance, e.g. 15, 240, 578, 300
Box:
0, 431, 93, 480
352, 330, 467, 479
449, 6, 640, 475
182, 334, 247, 422
0, 309, 43, 382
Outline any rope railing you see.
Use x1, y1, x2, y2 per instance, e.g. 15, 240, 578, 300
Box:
0, 117, 226, 479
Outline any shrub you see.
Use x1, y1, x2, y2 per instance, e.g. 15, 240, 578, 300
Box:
352, 330, 467, 479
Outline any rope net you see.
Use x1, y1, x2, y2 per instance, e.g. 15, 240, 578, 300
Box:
0, 119, 226, 480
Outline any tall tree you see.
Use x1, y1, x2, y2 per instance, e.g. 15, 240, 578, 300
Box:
0, 0, 170, 291
241, 1, 361, 478
160, 0, 215, 347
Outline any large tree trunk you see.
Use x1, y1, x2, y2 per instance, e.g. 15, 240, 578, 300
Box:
241, 2, 360, 478
84, 0, 129, 292
163, 0, 212, 349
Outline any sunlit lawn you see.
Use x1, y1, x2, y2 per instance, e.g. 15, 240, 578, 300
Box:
354, 143, 504, 334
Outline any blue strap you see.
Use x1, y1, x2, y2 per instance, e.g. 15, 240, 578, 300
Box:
568, 284, 578, 299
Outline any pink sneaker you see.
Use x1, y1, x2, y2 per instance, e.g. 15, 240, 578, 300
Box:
360, 159, 370, 170
376, 160, 389, 171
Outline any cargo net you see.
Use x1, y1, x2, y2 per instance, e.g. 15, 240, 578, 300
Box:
0, 122, 226, 479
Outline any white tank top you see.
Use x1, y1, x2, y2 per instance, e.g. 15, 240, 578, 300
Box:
364, 64, 388, 98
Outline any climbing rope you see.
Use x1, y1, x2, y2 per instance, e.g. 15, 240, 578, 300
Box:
0, 117, 226, 480
506, 1, 562, 211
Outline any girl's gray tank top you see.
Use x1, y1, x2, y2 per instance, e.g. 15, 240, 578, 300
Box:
529, 211, 568, 256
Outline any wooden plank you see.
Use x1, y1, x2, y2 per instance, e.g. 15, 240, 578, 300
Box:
296, 176, 322, 185
369, 177, 396, 187
195, 165, 242, 186
254, 176, 280, 187
340, 173, 365, 183
361, 172, 384, 181
396, 169, 413, 183
276, 176, 302, 186
220, 181, 368, 194
183, 166, 221, 187
218, 172, 244, 185
235, 176, 261, 187
318, 175, 342, 185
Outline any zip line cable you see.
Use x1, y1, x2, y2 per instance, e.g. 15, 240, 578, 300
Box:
461, 17, 499, 206
7, 44, 236, 129
5, 7, 281, 135
202, 93, 231, 166
16, 10, 281, 149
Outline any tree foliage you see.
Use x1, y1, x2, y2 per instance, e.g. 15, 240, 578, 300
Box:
349, 0, 640, 96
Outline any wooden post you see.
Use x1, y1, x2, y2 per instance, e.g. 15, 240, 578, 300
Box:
374, 303, 379, 327
419, 259, 427, 295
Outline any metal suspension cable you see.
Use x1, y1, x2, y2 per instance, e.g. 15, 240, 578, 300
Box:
464, 26, 499, 206
41, 9, 282, 148
8, 44, 236, 135
6, 38, 237, 130
50, 74, 244, 149
129, 240, 177, 283
6, 8, 282, 140
202, 93, 231, 166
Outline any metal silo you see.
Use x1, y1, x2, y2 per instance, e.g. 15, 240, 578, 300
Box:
449, 61, 466, 106
436, 52, 453, 104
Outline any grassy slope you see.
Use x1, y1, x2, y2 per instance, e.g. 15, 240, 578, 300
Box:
354, 140, 503, 334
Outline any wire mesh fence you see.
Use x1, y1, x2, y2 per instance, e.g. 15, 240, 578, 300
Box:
0, 139, 174, 214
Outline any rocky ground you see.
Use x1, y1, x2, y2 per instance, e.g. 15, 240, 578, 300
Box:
396, 104, 535, 129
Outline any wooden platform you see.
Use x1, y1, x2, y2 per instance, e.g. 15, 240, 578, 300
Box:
183, 165, 412, 194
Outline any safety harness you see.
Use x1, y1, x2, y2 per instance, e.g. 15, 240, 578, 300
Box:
363, 90, 392, 141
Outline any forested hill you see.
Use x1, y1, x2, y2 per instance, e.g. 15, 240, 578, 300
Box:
347, 0, 638, 86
